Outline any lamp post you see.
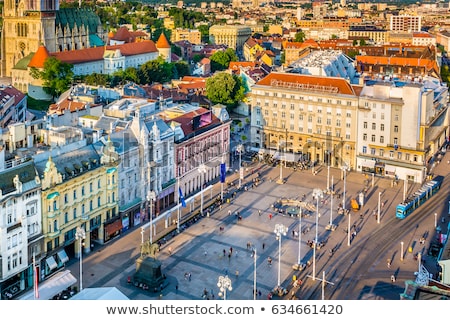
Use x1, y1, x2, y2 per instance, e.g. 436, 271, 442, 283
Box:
274, 223, 288, 287
198, 164, 207, 216
347, 211, 351, 246
298, 207, 302, 266
342, 164, 348, 211
434, 212, 437, 228
236, 144, 243, 188
401, 241, 404, 261
140, 226, 144, 245
277, 142, 284, 184
312, 188, 323, 281
377, 191, 382, 224
147, 190, 156, 244
75, 226, 86, 291
252, 246, 257, 300
217, 275, 232, 300
327, 176, 336, 231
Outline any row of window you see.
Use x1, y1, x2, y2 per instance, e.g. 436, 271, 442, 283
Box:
257, 92, 354, 106
6, 251, 23, 272
361, 147, 419, 162
49, 192, 114, 217
6, 232, 23, 250
362, 134, 398, 145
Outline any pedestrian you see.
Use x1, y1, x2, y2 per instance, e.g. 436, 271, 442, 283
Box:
230, 247, 233, 254
168, 247, 173, 255
269, 213, 273, 220
235, 270, 239, 279
228, 210, 231, 216
176, 285, 178, 293
262, 242, 266, 250
204, 250, 207, 256
391, 275, 396, 283
223, 249, 226, 256
188, 273, 191, 281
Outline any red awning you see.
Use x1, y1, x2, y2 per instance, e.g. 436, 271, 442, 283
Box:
105, 220, 122, 236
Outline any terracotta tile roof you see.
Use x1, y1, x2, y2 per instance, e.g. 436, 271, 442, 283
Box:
28, 45, 50, 68
256, 72, 356, 95
111, 26, 134, 42
166, 107, 221, 136
48, 97, 101, 115
156, 33, 171, 48
229, 61, 257, 71
50, 40, 157, 64
356, 56, 438, 70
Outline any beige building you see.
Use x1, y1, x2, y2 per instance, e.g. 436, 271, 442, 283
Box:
249, 72, 359, 169
1, 1, 106, 77
209, 25, 252, 54
171, 28, 202, 45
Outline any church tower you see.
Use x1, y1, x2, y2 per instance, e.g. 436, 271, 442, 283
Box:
156, 33, 171, 63
1, 0, 59, 77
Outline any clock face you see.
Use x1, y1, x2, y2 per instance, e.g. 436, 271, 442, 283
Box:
19, 42, 26, 51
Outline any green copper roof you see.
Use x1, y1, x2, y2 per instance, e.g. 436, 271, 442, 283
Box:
56, 8, 101, 36
89, 34, 104, 47
13, 53, 35, 70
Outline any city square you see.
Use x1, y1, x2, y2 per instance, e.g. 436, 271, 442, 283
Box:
65, 151, 449, 300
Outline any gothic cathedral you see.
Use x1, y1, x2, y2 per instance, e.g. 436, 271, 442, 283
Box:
1, 0, 106, 77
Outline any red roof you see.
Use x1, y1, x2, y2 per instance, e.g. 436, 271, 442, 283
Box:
50, 40, 158, 64
256, 72, 356, 95
156, 33, 171, 48
28, 45, 50, 68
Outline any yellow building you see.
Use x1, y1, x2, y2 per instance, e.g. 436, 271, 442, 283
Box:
171, 28, 202, 44
209, 24, 252, 53
249, 72, 359, 169
36, 142, 119, 277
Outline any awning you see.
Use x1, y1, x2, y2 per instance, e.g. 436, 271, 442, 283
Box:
46, 192, 60, 200
105, 219, 122, 236
385, 164, 396, 175
57, 249, 69, 264
45, 256, 57, 271
19, 270, 77, 300
360, 159, 376, 168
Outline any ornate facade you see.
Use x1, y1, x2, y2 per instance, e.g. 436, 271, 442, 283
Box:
1, 0, 105, 77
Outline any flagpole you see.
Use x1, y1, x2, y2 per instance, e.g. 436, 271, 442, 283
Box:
33, 252, 39, 299
177, 173, 180, 233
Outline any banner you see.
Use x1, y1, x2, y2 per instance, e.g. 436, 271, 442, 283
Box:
220, 163, 226, 183
178, 187, 186, 208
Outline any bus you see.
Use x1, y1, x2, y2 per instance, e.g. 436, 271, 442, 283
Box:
395, 175, 444, 219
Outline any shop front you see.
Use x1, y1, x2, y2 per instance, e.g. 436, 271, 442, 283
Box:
104, 218, 122, 243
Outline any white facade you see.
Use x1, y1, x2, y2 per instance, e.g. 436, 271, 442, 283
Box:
0, 160, 42, 299
356, 77, 449, 182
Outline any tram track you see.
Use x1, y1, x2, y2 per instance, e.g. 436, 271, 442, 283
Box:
304, 172, 450, 300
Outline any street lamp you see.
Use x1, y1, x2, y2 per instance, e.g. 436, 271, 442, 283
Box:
298, 207, 302, 266
327, 176, 336, 231
236, 144, 243, 189
277, 141, 284, 184
401, 241, 404, 261
198, 164, 207, 216
347, 211, 351, 246
434, 212, 437, 228
274, 223, 288, 287
75, 226, 86, 291
312, 188, 323, 281
147, 190, 156, 244
217, 275, 232, 300
342, 164, 349, 211
377, 191, 382, 224
252, 246, 257, 300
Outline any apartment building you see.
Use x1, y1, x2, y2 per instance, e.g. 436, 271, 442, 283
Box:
171, 28, 202, 44
390, 15, 422, 32
209, 25, 252, 54
357, 77, 449, 182
249, 72, 359, 169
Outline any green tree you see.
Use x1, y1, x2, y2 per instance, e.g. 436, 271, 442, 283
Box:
84, 73, 109, 86
294, 31, 305, 42
209, 48, 238, 72
138, 57, 173, 84
206, 72, 245, 108
30, 57, 74, 101
174, 61, 190, 78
